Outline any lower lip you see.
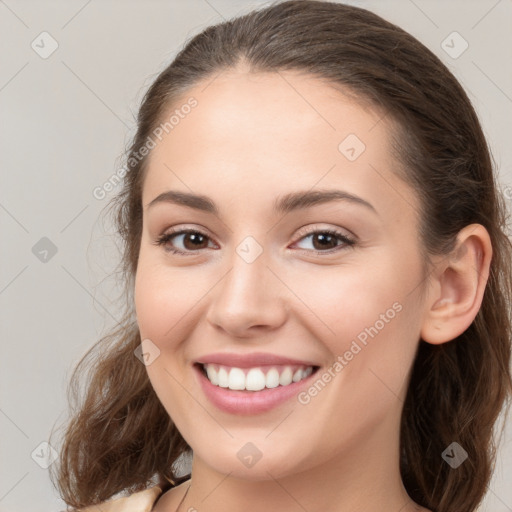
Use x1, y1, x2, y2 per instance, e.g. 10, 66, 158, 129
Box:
194, 364, 319, 415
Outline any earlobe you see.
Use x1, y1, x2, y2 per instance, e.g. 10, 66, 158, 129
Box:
420, 224, 492, 345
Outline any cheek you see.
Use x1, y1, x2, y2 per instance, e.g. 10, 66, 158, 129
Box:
294, 252, 423, 410
133, 261, 198, 426
134, 259, 201, 344
291, 257, 414, 354
318, 269, 422, 413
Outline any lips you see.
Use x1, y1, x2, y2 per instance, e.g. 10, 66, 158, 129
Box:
192, 352, 321, 414
194, 351, 319, 368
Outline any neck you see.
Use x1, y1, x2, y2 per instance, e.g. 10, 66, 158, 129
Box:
176, 408, 423, 512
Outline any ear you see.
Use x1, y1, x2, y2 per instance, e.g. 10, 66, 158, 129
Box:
420, 224, 492, 345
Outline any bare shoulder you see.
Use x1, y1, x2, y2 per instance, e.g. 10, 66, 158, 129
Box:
74, 484, 164, 512
151, 480, 190, 512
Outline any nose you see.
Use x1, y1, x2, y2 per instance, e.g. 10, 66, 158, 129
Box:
206, 249, 288, 338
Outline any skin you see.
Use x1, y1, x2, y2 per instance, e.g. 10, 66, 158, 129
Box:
134, 66, 492, 512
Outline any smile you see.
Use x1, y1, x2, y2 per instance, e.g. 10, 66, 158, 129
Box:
200, 363, 316, 391
193, 361, 320, 415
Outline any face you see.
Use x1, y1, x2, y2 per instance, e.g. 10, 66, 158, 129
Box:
134, 68, 428, 480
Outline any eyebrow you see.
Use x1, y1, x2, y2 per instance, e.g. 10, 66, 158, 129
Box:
146, 189, 378, 216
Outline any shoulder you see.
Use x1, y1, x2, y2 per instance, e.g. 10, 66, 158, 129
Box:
74, 484, 163, 512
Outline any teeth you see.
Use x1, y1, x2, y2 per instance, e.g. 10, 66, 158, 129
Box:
279, 367, 293, 386
246, 368, 266, 391
201, 363, 315, 391
218, 367, 229, 388
206, 364, 219, 385
265, 368, 280, 389
292, 368, 303, 382
228, 367, 246, 390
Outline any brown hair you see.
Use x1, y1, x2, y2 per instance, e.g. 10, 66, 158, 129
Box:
49, 1, 512, 511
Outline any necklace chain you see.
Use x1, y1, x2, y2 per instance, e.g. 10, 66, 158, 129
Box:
174, 483, 191, 512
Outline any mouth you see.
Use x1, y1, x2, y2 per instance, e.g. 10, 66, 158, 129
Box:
195, 362, 320, 391
193, 362, 321, 415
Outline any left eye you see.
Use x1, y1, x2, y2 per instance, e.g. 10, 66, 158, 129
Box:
154, 228, 356, 256
293, 229, 356, 253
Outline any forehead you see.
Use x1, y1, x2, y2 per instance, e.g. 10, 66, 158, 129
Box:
142, 69, 417, 223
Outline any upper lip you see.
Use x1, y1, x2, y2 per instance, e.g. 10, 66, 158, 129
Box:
195, 352, 319, 368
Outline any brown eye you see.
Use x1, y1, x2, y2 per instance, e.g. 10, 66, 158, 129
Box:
154, 229, 213, 255
178, 232, 209, 250
293, 229, 356, 254
311, 232, 339, 250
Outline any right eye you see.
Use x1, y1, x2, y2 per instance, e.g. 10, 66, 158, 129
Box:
153, 229, 216, 255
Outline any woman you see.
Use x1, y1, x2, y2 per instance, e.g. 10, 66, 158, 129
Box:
50, 1, 512, 511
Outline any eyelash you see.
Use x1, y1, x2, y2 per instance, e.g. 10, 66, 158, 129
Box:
153, 227, 356, 256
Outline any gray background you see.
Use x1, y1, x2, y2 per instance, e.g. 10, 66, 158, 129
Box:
1, 1, 511, 511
